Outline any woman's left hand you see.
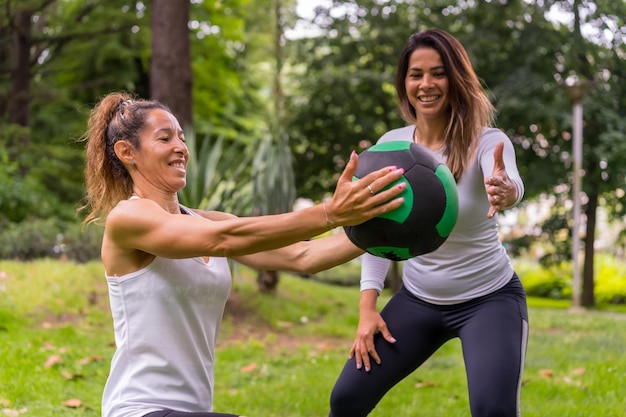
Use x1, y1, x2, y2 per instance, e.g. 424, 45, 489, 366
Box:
485, 142, 518, 218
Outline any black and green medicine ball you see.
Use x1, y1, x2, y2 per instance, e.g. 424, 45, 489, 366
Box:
344, 141, 459, 261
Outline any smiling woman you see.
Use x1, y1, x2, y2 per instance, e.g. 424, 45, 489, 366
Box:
77, 91, 407, 417
328, 29, 527, 417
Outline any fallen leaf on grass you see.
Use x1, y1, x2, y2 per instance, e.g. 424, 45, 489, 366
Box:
539, 369, 553, 378
0, 400, 9, 407
78, 355, 103, 365
415, 381, 438, 388
44, 354, 63, 368
240, 363, 257, 373
0, 272, 7, 292
316, 342, 334, 352
60, 370, 85, 380
571, 367, 586, 376
62, 398, 82, 408
2, 408, 27, 416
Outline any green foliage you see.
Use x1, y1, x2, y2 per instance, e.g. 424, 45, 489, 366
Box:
191, 0, 270, 140
312, 256, 363, 286
513, 254, 626, 304
514, 259, 573, 300
0, 219, 102, 262
594, 256, 626, 304
286, 0, 414, 199
63, 224, 104, 263
178, 129, 253, 215
0, 166, 47, 223
251, 130, 297, 215
0, 219, 61, 261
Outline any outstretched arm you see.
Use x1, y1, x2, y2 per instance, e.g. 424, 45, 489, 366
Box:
105, 151, 406, 259
233, 232, 364, 274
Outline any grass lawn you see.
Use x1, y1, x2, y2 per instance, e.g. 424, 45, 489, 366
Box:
1, 259, 625, 416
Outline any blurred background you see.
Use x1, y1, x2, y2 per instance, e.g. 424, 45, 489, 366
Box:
0, 0, 624, 306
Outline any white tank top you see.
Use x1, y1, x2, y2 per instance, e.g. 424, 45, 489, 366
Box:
102, 204, 232, 417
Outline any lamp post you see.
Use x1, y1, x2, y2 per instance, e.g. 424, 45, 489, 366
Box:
564, 79, 591, 310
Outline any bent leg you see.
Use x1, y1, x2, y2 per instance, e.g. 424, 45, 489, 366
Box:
329, 287, 453, 417
459, 277, 529, 417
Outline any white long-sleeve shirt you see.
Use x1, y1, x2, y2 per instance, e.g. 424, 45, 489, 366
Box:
360, 126, 524, 305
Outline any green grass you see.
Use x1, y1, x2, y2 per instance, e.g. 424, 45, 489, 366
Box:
1, 259, 626, 416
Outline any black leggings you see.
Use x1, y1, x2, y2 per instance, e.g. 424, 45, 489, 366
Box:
143, 411, 239, 417
329, 274, 529, 417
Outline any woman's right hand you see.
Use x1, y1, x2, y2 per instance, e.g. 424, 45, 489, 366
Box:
325, 151, 406, 227
349, 307, 396, 372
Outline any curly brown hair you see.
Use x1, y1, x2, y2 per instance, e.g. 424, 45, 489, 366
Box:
78, 92, 171, 225
394, 29, 495, 181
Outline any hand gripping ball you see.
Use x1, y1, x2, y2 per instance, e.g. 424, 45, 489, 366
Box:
344, 141, 459, 261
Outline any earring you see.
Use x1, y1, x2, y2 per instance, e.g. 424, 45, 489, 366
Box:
130, 160, 135, 167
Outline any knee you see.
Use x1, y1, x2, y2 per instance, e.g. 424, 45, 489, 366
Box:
329, 383, 372, 417
471, 396, 519, 417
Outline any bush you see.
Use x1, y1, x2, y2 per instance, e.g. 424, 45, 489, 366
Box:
515, 259, 572, 299
0, 219, 102, 262
515, 255, 626, 305
594, 255, 626, 304
0, 218, 60, 260
62, 223, 104, 263
312, 258, 362, 286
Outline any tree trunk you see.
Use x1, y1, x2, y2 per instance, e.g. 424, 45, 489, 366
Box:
389, 261, 401, 293
582, 189, 598, 307
257, 270, 280, 293
150, 0, 192, 129
9, 9, 32, 128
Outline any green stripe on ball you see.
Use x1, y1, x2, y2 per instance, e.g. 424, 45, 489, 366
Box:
434, 165, 458, 238
365, 141, 412, 152
367, 246, 412, 260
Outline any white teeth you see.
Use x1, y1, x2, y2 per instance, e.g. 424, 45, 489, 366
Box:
419, 95, 439, 102
170, 163, 185, 169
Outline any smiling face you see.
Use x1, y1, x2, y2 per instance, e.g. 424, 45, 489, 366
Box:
405, 47, 450, 122
131, 109, 189, 194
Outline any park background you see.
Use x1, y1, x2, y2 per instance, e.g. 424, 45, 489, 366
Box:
0, 0, 625, 415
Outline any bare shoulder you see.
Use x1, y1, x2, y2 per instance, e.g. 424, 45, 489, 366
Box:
105, 198, 167, 235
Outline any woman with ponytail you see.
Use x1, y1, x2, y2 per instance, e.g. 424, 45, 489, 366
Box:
79, 91, 407, 417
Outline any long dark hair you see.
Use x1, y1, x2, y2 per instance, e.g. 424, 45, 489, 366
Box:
395, 29, 495, 181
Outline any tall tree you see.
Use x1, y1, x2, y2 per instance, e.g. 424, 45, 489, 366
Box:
150, 0, 192, 129
0, 0, 149, 220
492, 0, 626, 307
